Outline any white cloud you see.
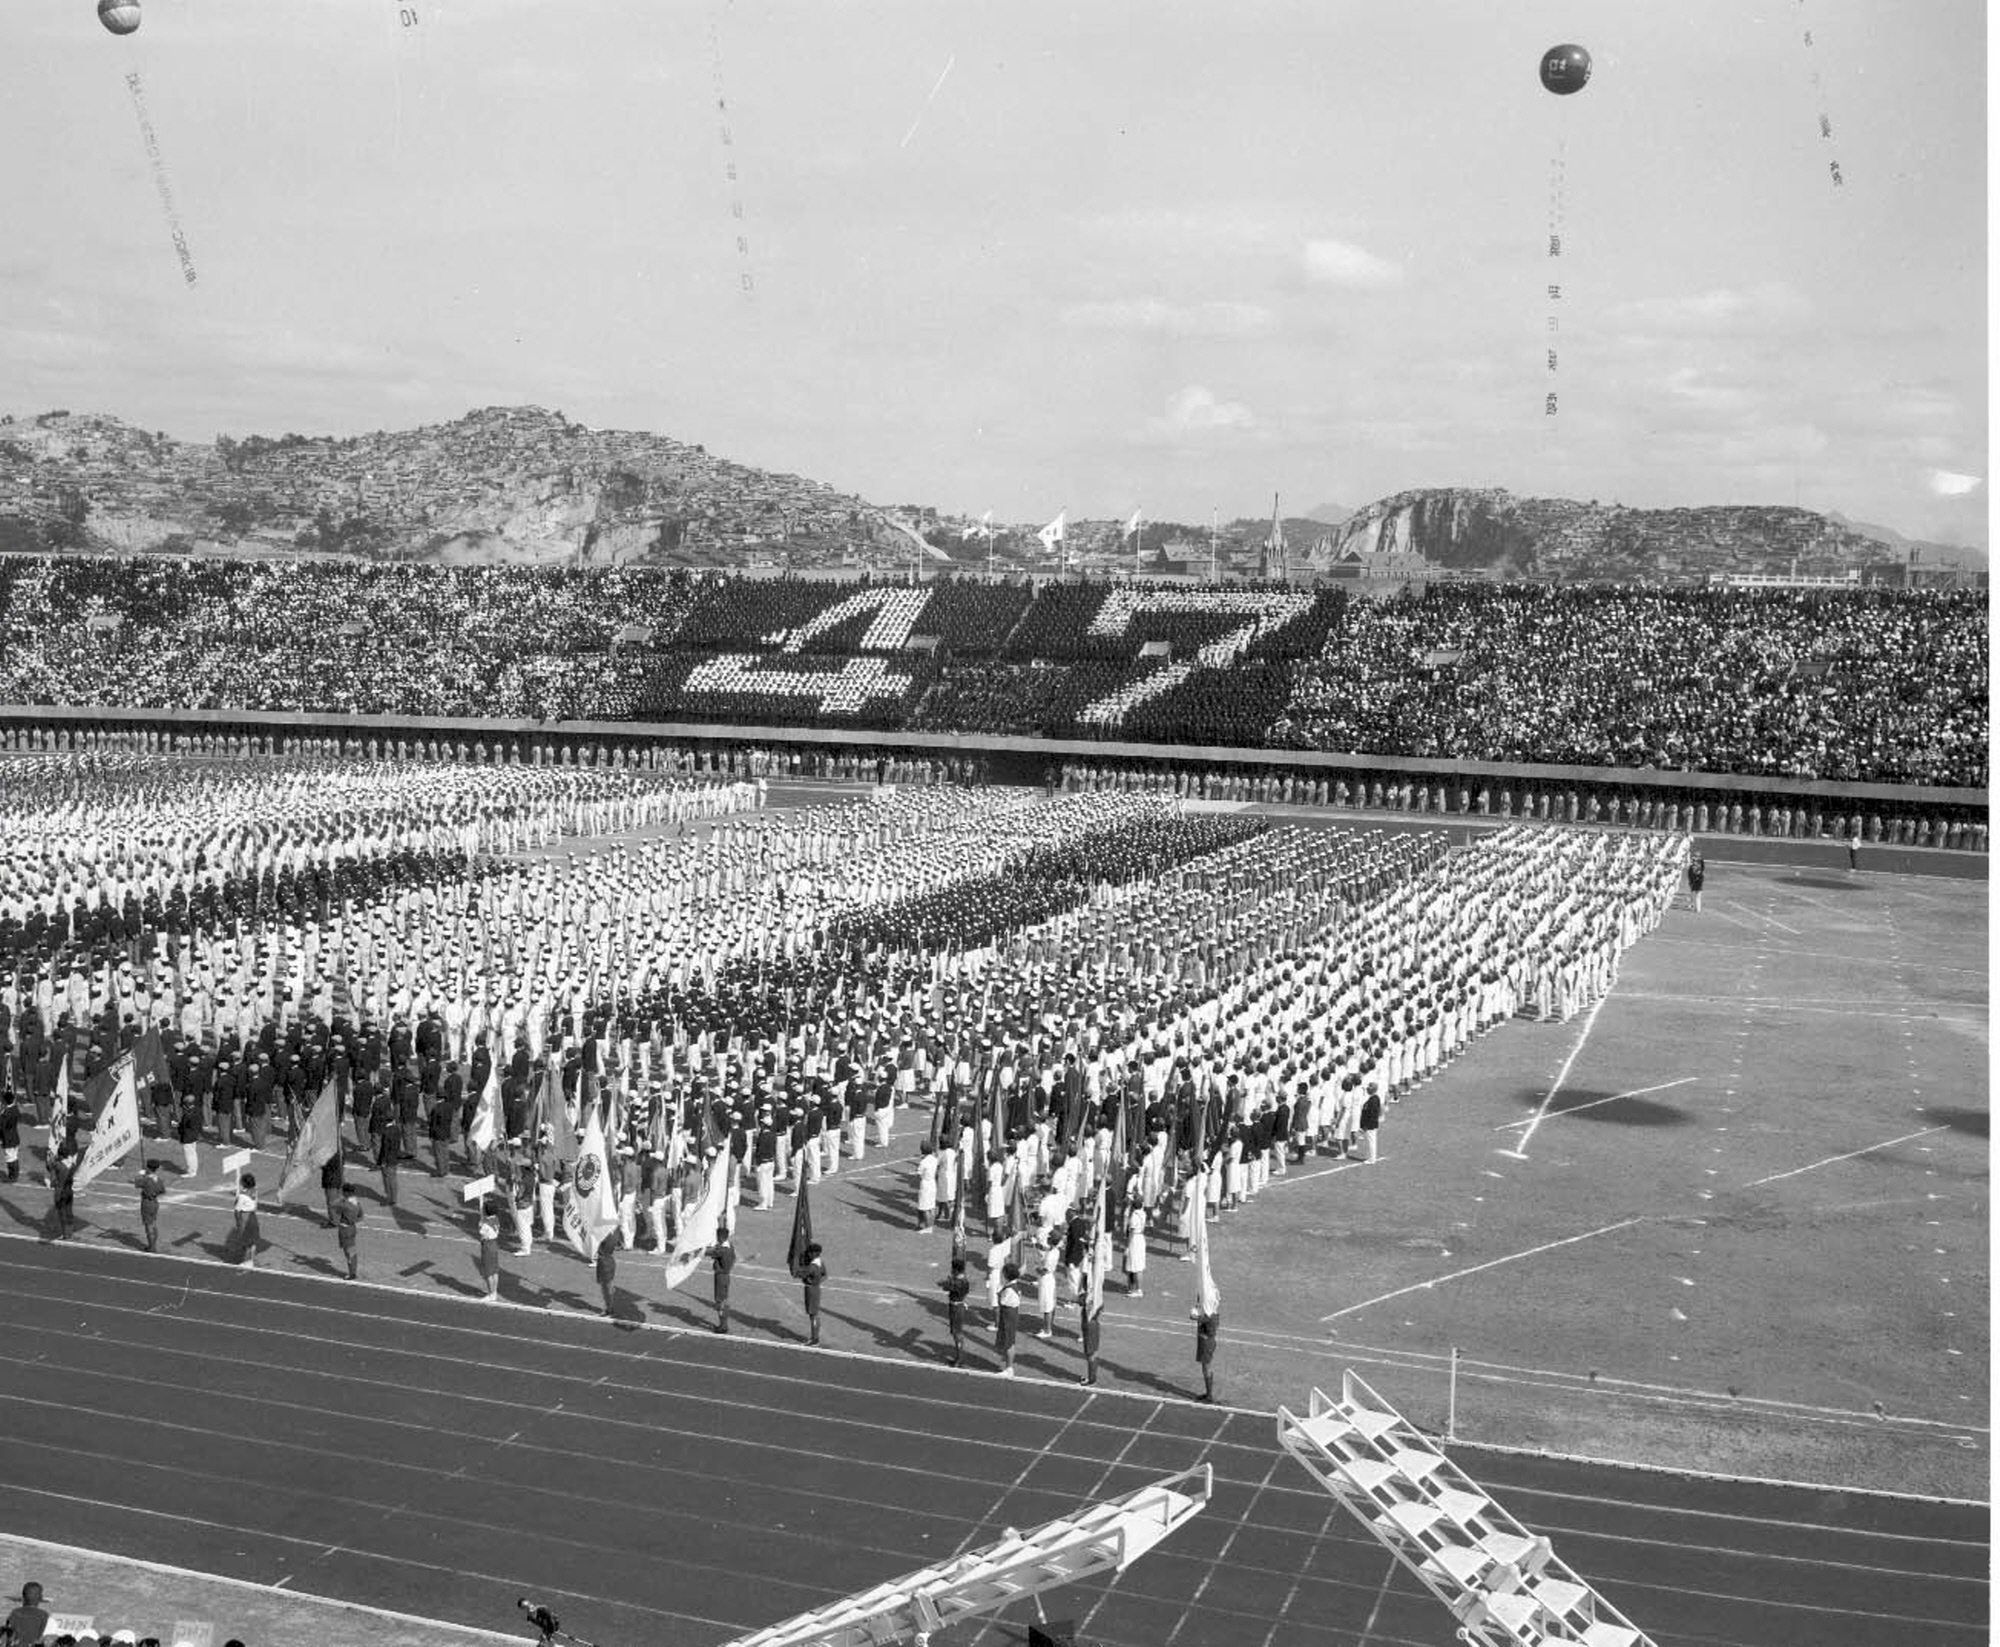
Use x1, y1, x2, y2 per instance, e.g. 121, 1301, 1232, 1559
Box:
1608, 283, 1811, 334
1151, 385, 1255, 435
1060, 299, 1274, 337
1301, 239, 1403, 289
1928, 468, 1983, 496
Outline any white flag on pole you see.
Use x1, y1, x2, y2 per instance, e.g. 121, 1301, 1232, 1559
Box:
563, 1104, 621, 1258
467, 1057, 502, 1153
1191, 1164, 1221, 1316
1036, 512, 1066, 552
662, 1150, 731, 1291
74, 1056, 140, 1193
1123, 509, 1143, 539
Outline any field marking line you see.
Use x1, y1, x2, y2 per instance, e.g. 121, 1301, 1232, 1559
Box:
1612, 991, 1987, 1023
1320, 1217, 1644, 1322
1746, 1125, 1953, 1188
1452, 1440, 1992, 1513
1257, 1504, 1342, 1647
0, 1530, 535, 1644
1493, 1075, 1698, 1129
1073, 1407, 1166, 1639
1353, 1548, 1405, 1647
1257, 1155, 1374, 1191
0, 1490, 753, 1637
1500, 995, 1606, 1159
944, 1394, 1101, 1560
1723, 899, 1802, 936
1648, 936, 1989, 976
1162, 1450, 1288, 1647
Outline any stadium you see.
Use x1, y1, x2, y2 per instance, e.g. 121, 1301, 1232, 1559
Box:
0, 6, 1988, 1647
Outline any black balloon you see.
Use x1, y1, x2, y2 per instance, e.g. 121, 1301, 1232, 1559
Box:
1540, 42, 1591, 96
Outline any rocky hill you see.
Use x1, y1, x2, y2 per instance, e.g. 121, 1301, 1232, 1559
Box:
1309, 488, 1916, 581
0, 407, 910, 568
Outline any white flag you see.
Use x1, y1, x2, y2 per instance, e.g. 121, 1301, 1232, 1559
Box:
1191, 1163, 1221, 1316
662, 1149, 731, 1291
1036, 512, 1066, 551
1085, 1181, 1109, 1313
1123, 509, 1143, 539
563, 1104, 621, 1259
960, 509, 994, 541
467, 1056, 502, 1153
74, 1056, 140, 1193
48, 1051, 70, 1145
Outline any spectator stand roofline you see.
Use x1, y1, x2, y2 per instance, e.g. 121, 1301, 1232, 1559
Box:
0, 703, 1983, 809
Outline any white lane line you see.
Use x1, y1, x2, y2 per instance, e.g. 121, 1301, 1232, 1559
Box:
1493, 1075, 1698, 1130
1501, 996, 1606, 1159
1746, 1125, 1954, 1189
1321, 1218, 1644, 1323
1723, 900, 1802, 936
1257, 1156, 1375, 1191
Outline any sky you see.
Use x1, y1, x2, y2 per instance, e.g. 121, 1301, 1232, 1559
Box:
3, 0, 1988, 545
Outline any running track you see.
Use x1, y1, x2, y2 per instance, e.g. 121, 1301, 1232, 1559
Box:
0, 1238, 1983, 1647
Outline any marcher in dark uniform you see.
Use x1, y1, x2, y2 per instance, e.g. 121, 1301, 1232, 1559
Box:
800, 1240, 826, 1346
1191, 1303, 1220, 1402
133, 1157, 164, 1252
333, 1181, 363, 1279
1686, 851, 1705, 914
378, 1113, 403, 1206
595, 1229, 620, 1318
939, 1256, 970, 1367
319, 1146, 345, 1227
712, 1223, 736, 1332
1080, 1290, 1103, 1387
227, 1173, 261, 1268
48, 1145, 76, 1241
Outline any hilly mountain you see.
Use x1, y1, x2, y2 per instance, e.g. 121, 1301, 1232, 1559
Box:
0, 407, 910, 568
1301, 502, 1354, 527
1310, 488, 1911, 581
1823, 510, 1985, 567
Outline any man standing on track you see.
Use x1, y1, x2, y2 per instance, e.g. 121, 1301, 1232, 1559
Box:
711, 1222, 735, 1333
1191, 1301, 1220, 1403
335, 1180, 363, 1279
940, 1255, 970, 1366
1686, 850, 1705, 914
799, 1240, 826, 1346
595, 1228, 620, 1318
133, 1156, 164, 1253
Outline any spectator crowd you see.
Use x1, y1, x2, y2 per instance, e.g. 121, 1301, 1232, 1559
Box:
0, 560, 1983, 788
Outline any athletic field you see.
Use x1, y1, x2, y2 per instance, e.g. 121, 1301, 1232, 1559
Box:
0, 789, 1985, 1645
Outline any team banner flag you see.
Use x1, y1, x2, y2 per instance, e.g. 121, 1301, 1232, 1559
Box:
461, 1173, 497, 1204
73, 1055, 140, 1192
662, 1149, 731, 1291
275, 1079, 342, 1204
1085, 1181, 1109, 1313
1191, 1163, 1222, 1316
48, 1051, 70, 1147
132, 1024, 176, 1097
787, 1176, 815, 1281
467, 1057, 502, 1153
563, 1103, 620, 1258
533, 1069, 579, 1164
